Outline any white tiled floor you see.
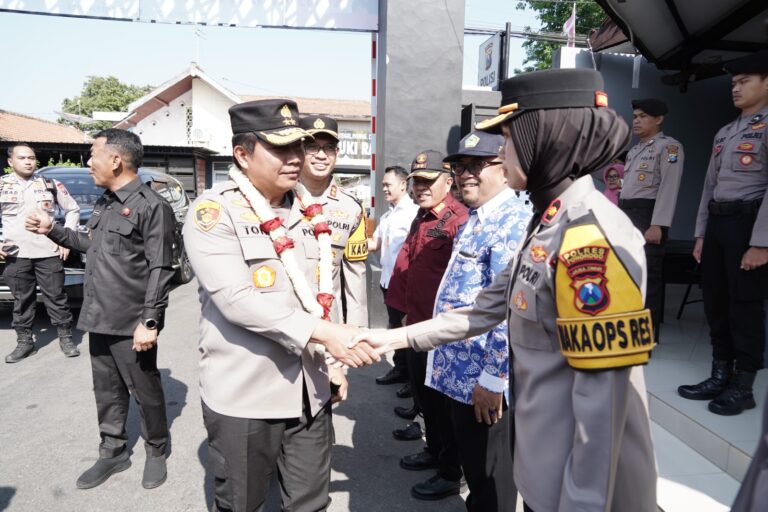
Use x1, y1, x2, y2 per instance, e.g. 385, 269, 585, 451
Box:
653, 422, 741, 512
647, 284, 766, 509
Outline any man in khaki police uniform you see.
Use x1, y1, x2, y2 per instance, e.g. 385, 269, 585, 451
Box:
679, 50, 768, 416
298, 114, 368, 328
620, 98, 685, 343
2, 143, 80, 362
183, 99, 376, 512
356, 69, 658, 512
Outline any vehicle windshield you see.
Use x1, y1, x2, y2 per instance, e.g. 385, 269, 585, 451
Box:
51, 175, 105, 208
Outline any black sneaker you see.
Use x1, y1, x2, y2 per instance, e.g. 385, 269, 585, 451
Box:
5, 343, 36, 363
59, 338, 80, 358
411, 474, 465, 500
76, 450, 132, 489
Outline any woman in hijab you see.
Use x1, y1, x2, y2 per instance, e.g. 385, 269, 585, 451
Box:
602, 159, 625, 205
355, 68, 658, 512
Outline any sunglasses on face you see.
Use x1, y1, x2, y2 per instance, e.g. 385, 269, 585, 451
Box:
453, 160, 503, 176
304, 143, 338, 156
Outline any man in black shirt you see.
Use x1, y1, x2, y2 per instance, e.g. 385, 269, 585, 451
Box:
26, 129, 176, 490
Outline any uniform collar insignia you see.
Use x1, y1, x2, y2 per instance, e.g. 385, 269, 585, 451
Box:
748, 113, 764, 125
542, 199, 561, 225
432, 202, 446, 214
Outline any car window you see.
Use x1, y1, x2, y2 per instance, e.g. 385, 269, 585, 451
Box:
53, 175, 105, 208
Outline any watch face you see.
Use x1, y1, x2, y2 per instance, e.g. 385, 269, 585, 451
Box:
144, 319, 158, 329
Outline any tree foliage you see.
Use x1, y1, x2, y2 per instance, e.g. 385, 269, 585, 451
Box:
516, 1, 607, 72
60, 76, 153, 131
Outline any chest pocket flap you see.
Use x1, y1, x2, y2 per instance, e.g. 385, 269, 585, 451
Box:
733, 141, 762, 172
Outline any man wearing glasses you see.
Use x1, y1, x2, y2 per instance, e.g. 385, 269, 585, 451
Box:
299, 114, 369, 400
619, 99, 685, 344
410, 131, 530, 509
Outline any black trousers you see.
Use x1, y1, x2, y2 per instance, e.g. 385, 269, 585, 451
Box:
702, 212, 768, 373
202, 394, 333, 512
619, 200, 665, 343
407, 349, 462, 480
380, 286, 407, 373
89, 333, 169, 458
2, 256, 72, 330
448, 399, 515, 512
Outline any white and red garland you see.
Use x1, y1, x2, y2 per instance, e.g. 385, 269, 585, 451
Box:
229, 167, 335, 320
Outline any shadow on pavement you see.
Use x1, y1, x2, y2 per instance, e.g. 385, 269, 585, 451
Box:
0, 487, 15, 512
125, 368, 188, 457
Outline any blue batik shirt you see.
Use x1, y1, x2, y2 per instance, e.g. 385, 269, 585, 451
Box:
425, 188, 532, 404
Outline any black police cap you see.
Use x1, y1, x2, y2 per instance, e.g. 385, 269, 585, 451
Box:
477, 68, 609, 133
408, 150, 452, 180
724, 49, 768, 75
631, 98, 668, 117
444, 131, 504, 163
300, 115, 339, 141
229, 99, 312, 146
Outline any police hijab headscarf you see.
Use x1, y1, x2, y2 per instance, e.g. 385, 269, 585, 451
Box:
476, 68, 630, 212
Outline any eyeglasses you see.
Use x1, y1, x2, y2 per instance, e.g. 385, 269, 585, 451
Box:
605, 174, 620, 181
453, 160, 503, 176
304, 143, 338, 155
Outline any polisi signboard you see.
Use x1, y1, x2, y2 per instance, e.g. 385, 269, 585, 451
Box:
478, 33, 501, 90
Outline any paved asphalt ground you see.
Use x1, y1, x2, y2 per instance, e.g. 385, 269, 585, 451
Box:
0, 281, 491, 512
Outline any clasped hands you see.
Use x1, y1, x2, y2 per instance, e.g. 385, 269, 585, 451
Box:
311, 322, 409, 369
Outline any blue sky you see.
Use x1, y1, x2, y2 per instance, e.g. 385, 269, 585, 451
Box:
1, 1, 539, 121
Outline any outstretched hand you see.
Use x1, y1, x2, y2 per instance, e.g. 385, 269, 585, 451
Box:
312, 321, 381, 368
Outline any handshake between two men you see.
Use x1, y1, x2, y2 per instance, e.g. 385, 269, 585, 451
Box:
309, 323, 409, 369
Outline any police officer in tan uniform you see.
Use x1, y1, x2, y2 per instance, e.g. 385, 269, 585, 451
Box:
678, 50, 768, 416
183, 100, 376, 512
1, 143, 80, 362
298, 114, 368, 329
356, 69, 658, 512
620, 99, 685, 343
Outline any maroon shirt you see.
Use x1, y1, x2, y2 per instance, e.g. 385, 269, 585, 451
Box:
385, 194, 468, 325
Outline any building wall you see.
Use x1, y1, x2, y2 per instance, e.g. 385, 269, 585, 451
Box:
133, 90, 191, 147
191, 79, 237, 155
557, 48, 736, 240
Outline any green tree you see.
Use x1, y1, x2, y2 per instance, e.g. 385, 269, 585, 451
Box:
60, 76, 153, 131
516, 1, 607, 71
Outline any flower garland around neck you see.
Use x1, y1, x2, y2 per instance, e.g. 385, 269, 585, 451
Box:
229, 166, 335, 320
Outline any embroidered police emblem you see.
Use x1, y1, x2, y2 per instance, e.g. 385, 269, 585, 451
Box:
513, 290, 528, 311
738, 142, 754, 151
714, 144, 723, 156
740, 154, 754, 166
281, 104, 297, 126
194, 200, 222, 231
638, 173, 646, 182
530, 245, 548, 263
559, 246, 611, 316
253, 265, 276, 288
666, 145, 679, 163
313, 118, 326, 130
416, 153, 427, 164
464, 134, 480, 148
639, 163, 648, 170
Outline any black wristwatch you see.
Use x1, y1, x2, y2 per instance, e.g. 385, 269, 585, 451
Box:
142, 318, 158, 330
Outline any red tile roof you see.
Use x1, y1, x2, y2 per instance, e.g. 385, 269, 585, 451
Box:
0, 110, 90, 143
240, 96, 370, 118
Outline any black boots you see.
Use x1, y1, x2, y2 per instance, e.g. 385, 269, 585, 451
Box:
708, 371, 757, 416
678, 360, 732, 400
678, 360, 757, 416
76, 450, 132, 489
5, 328, 35, 363
58, 324, 80, 357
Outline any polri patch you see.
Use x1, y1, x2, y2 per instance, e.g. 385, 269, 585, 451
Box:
194, 200, 222, 231
513, 291, 528, 311
740, 154, 754, 166
559, 245, 611, 316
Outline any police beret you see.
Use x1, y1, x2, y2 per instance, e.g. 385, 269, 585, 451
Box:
229, 99, 312, 146
724, 49, 768, 75
408, 150, 452, 180
299, 115, 339, 141
476, 68, 609, 133
631, 98, 668, 117
444, 131, 504, 163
